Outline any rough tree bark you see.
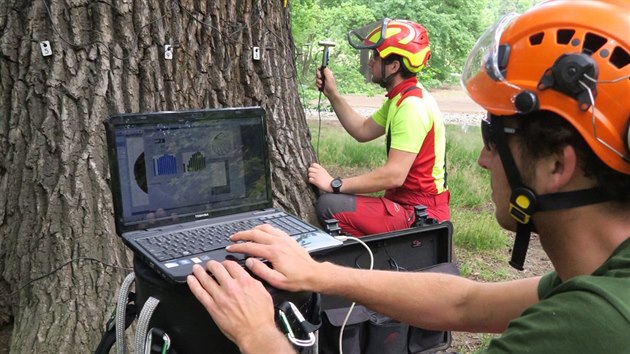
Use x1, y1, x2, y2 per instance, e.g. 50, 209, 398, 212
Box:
0, 0, 317, 352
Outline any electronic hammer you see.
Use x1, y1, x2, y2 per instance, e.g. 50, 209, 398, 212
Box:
318, 40, 336, 92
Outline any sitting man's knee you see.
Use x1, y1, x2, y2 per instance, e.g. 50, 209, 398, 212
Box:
316, 193, 356, 221
315, 193, 337, 220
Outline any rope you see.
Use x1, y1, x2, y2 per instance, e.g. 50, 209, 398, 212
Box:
116, 273, 136, 354
135, 296, 161, 354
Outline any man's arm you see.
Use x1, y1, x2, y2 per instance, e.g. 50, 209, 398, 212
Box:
308, 148, 416, 194
342, 148, 416, 193
316, 67, 384, 142
228, 225, 540, 334
313, 264, 540, 333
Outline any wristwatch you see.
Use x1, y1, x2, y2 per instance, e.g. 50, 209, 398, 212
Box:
331, 177, 343, 194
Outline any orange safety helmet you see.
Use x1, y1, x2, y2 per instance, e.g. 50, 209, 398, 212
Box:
348, 19, 431, 73
462, 0, 630, 174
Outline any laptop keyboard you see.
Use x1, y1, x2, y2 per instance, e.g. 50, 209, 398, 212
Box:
137, 215, 317, 261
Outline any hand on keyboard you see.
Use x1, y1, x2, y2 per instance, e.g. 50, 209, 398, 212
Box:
226, 224, 323, 293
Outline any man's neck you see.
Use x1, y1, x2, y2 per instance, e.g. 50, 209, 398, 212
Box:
386, 76, 418, 98
536, 205, 630, 281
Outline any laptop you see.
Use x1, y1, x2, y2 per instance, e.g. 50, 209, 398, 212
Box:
104, 106, 342, 283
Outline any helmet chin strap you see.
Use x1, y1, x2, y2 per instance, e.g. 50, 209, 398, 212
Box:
377, 59, 399, 89
491, 119, 613, 270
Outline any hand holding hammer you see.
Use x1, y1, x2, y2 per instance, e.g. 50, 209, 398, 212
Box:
318, 41, 336, 92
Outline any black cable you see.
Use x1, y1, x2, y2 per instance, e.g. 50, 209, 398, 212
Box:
175, 0, 261, 43
40, 0, 268, 62
384, 245, 406, 271
315, 48, 328, 162
176, 0, 297, 80
0, 257, 132, 300
316, 90, 323, 162
39, 0, 173, 60
40, 0, 301, 83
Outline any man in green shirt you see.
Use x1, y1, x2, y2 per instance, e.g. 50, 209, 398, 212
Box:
187, 1, 630, 353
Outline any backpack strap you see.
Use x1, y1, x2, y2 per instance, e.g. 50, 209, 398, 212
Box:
395, 85, 423, 107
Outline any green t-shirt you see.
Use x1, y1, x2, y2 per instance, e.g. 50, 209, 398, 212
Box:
483, 238, 630, 353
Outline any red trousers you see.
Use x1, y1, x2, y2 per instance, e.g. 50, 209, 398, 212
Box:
315, 191, 450, 237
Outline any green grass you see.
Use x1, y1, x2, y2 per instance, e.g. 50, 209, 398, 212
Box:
452, 209, 507, 251
311, 125, 385, 168
309, 122, 510, 280
446, 125, 493, 209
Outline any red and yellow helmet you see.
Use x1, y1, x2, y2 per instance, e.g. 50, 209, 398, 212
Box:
348, 19, 431, 73
462, 0, 630, 174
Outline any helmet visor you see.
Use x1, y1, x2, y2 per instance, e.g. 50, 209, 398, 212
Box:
347, 19, 390, 50
461, 13, 524, 115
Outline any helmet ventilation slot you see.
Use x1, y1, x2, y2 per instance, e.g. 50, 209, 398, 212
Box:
610, 47, 629, 69
529, 32, 544, 46
583, 33, 607, 55
556, 29, 575, 45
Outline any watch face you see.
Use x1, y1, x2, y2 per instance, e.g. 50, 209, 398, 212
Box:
331, 178, 342, 188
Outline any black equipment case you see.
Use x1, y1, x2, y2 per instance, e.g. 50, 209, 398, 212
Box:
312, 221, 457, 354
109, 221, 453, 354
133, 256, 321, 354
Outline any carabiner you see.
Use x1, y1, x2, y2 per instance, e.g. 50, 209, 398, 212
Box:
278, 301, 316, 347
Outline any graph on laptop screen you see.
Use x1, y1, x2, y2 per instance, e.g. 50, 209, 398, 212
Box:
111, 110, 271, 232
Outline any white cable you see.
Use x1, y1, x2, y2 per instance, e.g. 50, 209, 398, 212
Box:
578, 80, 627, 160
333, 235, 374, 354
583, 73, 630, 84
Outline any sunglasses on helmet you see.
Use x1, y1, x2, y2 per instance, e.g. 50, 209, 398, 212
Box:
481, 116, 520, 151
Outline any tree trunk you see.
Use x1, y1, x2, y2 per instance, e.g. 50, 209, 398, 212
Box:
0, 0, 316, 352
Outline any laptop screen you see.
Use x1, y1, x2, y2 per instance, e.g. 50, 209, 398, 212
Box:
105, 107, 272, 234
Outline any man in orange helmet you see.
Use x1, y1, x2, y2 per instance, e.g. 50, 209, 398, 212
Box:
308, 19, 450, 236
188, 1, 630, 352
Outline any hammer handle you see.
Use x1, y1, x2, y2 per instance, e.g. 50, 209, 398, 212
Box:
319, 49, 330, 92
319, 66, 326, 92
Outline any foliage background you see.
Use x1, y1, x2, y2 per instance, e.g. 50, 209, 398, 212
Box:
290, 0, 542, 97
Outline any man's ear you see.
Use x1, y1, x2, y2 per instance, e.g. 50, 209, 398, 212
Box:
546, 145, 578, 193
387, 59, 401, 75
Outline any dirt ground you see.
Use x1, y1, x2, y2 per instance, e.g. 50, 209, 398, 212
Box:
0, 89, 552, 353
339, 88, 486, 114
